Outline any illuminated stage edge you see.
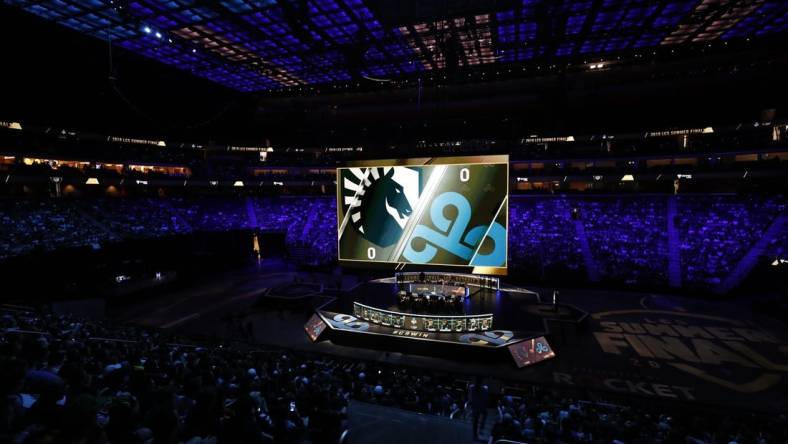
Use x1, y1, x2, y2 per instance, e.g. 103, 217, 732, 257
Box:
305, 272, 567, 368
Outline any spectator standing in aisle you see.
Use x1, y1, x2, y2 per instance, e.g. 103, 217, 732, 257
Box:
469, 375, 489, 441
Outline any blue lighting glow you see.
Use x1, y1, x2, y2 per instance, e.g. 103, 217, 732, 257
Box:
10, 0, 788, 91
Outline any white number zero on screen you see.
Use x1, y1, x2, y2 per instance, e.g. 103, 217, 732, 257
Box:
367, 247, 376, 259
460, 167, 470, 182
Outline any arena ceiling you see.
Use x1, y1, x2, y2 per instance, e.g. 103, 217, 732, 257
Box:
8, 0, 788, 93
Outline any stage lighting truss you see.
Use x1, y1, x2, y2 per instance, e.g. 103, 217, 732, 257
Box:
10, 0, 788, 92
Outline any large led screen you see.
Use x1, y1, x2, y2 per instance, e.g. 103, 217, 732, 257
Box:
337, 156, 508, 275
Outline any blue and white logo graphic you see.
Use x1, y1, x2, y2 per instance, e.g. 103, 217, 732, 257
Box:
342, 166, 421, 248
403, 192, 506, 266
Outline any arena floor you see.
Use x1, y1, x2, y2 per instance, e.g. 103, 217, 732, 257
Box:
113, 260, 788, 414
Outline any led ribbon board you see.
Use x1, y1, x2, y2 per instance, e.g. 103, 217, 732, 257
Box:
337, 155, 508, 275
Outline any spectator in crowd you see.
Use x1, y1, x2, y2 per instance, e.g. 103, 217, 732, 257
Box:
0, 308, 786, 443
0, 194, 785, 289
468, 376, 489, 441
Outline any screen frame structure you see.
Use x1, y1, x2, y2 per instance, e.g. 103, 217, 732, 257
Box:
336, 155, 509, 275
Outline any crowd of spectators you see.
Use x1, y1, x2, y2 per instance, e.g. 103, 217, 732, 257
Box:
0, 197, 330, 262
676, 195, 785, 286
168, 198, 251, 233
765, 225, 788, 261
83, 199, 188, 240
1, 308, 786, 444
0, 199, 114, 259
489, 389, 787, 444
0, 309, 467, 444
579, 197, 668, 286
508, 195, 785, 289
304, 199, 339, 262
508, 198, 585, 279
0, 194, 785, 289
252, 197, 337, 264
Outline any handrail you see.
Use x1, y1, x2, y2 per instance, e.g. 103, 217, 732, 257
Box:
88, 337, 138, 343
2, 329, 51, 336
338, 429, 349, 444
1, 304, 36, 312
0, 333, 210, 349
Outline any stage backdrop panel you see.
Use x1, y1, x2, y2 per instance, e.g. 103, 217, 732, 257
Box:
337, 155, 508, 275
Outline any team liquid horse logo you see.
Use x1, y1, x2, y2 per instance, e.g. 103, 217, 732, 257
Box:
342, 167, 420, 248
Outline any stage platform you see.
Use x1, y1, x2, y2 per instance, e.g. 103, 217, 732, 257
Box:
111, 263, 788, 414
339, 278, 544, 331
312, 309, 543, 363
307, 276, 576, 367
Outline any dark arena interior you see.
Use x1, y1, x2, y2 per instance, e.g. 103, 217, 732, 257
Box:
1, 0, 788, 443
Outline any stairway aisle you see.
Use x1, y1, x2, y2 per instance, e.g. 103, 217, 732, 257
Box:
245, 197, 259, 228
574, 220, 601, 283
717, 213, 787, 293
666, 196, 682, 288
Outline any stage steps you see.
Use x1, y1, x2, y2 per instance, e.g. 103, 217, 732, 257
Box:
716, 213, 787, 294
244, 197, 259, 228
666, 196, 682, 288
574, 220, 601, 282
